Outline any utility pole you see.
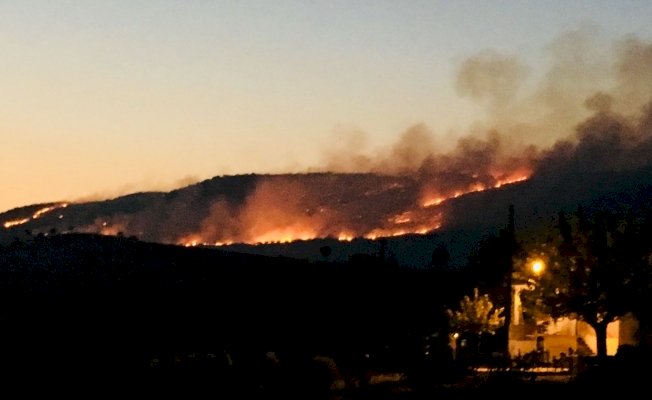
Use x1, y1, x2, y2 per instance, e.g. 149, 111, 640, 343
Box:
502, 204, 516, 359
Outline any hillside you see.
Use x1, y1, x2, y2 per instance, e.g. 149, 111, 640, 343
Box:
3, 106, 652, 267
3, 164, 651, 267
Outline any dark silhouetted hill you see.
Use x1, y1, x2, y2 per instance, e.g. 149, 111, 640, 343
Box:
0, 233, 463, 384
2, 166, 652, 268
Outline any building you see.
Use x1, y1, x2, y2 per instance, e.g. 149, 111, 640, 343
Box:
508, 281, 639, 361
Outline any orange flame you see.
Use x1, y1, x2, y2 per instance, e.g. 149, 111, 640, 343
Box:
337, 231, 355, 242
176, 173, 529, 247
3, 203, 69, 229
493, 175, 528, 188
3, 218, 30, 229
422, 173, 529, 208
422, 197, 445, 207
251, 227, 318, 244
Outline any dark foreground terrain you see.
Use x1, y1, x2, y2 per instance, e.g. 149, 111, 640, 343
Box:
1, 233, 650, 397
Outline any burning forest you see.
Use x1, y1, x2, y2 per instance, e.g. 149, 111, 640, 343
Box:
2, 31, 652, 252
0, 153, 533, 248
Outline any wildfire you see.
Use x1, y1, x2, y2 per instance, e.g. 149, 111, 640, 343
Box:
3, 218, 30, 229
179, 221, 438, 248
48, 169, 530, 249
363, 225, 436, 241
423, 197, 445, 207
175, 172, 526, 248
390, 212, 412, 224
337, 232, 355, 242
178, 234, 205, 247
3, 203, 69, 229
493, 175, 528, 188
422, 173, 529, 208
32, 203, 68, 219
251, 227, 318, 244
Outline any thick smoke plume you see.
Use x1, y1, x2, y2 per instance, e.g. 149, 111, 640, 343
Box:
316, 28, 652, 190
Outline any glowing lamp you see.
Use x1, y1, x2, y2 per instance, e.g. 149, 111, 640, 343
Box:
531, 260, 545, 275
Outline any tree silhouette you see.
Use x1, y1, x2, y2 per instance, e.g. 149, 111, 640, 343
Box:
522, 209, 649, 359
431, 244, 450, 269
319, 245, 332, 261
447, 288, 505, 359
464, 205, 520, 355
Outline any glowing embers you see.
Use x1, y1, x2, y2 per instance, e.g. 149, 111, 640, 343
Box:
422, 197, 445, 207
174, 169, 528, 248
3, 218, 30, 229
32, 204, 68, 219
422, 174, 529, 208
3, 203, 69, 229
179, 235, 206, 247
494, 174, 528, 188
337, 232, 355, 242
364, 224, 439, 241
390, 211, 412, 225
251, 226, 318, 244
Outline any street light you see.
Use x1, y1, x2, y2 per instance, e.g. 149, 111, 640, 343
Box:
531, 259, 545, 275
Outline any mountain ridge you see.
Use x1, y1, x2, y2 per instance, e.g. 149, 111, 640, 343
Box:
3, 164, 652, 268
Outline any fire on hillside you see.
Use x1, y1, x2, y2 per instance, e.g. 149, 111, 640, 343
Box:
178, 172, 529, 247
3, 203, 69, 229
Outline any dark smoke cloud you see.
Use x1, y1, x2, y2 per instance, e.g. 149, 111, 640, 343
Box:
320, 28, 652, 179
537, 101, 652, 178
531, 35, 652, 178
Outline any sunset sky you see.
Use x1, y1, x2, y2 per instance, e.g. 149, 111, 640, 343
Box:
2, 1, 652, 213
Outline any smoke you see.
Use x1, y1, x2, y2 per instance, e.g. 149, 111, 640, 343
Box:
378, 124, 439, 174
613, 37, 652, 114
172, 31, 652, 245
318, 27, 652, 181
179, 174, 435, 244
179, 178, 328, 244
21, 28, 652, 247
235, 178, 327, 243
532, 35, 652, 177
319, 129, 374, 173
455, 50, 529, 110
537, 100, 652, 178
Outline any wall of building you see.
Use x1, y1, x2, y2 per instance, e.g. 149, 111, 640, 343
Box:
509, 284, 641, 359
577, 320, 620, 356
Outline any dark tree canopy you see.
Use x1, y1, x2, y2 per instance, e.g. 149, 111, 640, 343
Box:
431, 244, 450, 269
521, 208, 652, 358
319, 245, 332, 259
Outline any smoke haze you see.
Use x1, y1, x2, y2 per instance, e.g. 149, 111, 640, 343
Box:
3, 29, 652, 249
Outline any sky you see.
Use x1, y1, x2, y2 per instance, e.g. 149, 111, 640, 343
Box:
2, 0, 652, 213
